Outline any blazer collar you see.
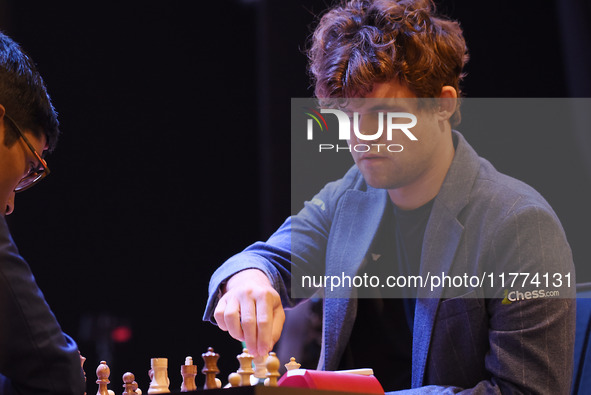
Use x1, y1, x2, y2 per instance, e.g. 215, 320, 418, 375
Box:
434, 130, 481, 219
411, 130, 482, 387
417, 130, 482, 298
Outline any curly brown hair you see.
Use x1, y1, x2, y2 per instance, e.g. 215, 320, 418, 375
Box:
307, 0, 469, 125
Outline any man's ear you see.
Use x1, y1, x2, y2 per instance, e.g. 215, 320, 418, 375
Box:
0, 104, 5, 120
436, 86, 457, 121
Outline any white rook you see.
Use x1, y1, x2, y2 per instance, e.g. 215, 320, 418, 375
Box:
148, 358, 170, 394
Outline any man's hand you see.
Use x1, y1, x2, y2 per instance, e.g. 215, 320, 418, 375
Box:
213, 269, 285, 357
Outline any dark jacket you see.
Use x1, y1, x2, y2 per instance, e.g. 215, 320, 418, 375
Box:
0, 216, 85, 395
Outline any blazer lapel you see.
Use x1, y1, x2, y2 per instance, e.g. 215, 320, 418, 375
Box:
412, 204, 464, 387
411, 131, 481, 387
321, 188, 388, 370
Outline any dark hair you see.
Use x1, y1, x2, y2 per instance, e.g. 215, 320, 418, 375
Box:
0, 31, 59, 151
307, 0, 469, 125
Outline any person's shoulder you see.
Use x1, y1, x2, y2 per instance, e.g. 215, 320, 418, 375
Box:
299, 164, 382, 217
449, 132, 562, 231
452, 131, 554, 217
314, 165, 370, 198
473, 157, 554, 215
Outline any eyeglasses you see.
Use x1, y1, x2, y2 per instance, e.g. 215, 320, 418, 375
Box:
4, 114, 50, 192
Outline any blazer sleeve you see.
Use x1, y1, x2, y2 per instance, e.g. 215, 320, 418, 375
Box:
0, 216, 86, 395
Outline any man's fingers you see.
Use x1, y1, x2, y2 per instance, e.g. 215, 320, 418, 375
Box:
213, 296, 228, 331
223, 296, 245, 342
213, 270, 285, 358
256, 291, 286, 356
239, 297, 258, 354
256, 294, 275, 356
271, 302, 286, 346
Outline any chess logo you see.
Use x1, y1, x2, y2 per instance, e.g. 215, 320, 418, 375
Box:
502, 289, 513, 305
304, 107, 418, 153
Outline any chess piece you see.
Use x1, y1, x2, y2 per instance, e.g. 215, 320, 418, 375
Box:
123, 372, 138, 395
253, 355, 268, 384
148, 358, 170, 394
180, 356, 197, 392
132, 381, 142, 395
236, 348, 254, 386
96, 361, 111, 395
201, 347, 220, 390
284, 357, 301, 371
265, 352, 280, 387
227, 372, 241, 388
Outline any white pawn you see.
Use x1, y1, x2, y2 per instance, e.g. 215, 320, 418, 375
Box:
227, 372, 241, 388
180, 357, 197, 392
148, 358, 170, 394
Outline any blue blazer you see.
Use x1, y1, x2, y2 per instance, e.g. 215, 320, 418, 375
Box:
205, 131, 575, 394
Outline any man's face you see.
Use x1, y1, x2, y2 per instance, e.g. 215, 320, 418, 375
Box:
0, 122, 47, 215
347, 80, 451, 195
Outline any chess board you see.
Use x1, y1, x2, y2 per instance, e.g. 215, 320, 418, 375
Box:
90, 348, 384, 395
167, 387, 371, 395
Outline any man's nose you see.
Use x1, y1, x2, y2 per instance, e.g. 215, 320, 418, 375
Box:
6, 193, 15, 215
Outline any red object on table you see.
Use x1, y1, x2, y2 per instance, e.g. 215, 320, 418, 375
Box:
278, 369, 384, 394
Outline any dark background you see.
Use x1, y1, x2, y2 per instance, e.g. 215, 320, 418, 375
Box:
0, 0, 590, 392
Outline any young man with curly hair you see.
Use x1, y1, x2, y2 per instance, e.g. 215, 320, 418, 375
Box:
204, 1, 575, 393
